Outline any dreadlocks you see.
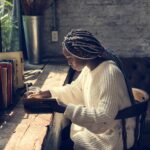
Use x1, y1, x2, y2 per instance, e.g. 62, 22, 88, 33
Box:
62, 29, 105, 60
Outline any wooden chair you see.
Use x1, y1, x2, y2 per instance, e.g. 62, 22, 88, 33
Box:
115, 88, 149, 150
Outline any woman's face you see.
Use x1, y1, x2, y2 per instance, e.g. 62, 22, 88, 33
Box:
63, 48, 87, 71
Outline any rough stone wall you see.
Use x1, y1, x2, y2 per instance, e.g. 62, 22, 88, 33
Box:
42, 0, 150, 59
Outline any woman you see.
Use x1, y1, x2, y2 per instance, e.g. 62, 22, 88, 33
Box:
27, 29, 135, 150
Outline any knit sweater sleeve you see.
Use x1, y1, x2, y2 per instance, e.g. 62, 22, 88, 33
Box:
64, 63, 129, 134
49, 69, 85, 105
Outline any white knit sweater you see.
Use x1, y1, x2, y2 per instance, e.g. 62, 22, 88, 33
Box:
50, 60, 135, 150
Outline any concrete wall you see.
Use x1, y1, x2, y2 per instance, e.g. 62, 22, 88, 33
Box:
42, 0, 150, 60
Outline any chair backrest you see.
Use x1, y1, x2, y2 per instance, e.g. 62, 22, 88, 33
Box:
132, 88, 149, 102
115, 88, 149, 150
131, 89, 149, 150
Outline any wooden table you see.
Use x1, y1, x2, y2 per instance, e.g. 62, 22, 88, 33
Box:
0, 65, 68, 150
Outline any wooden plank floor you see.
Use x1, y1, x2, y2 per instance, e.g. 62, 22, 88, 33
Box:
0, 64, 68, 150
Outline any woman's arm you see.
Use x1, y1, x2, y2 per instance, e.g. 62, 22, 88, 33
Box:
26, 68, 85, 106
49, 69, 86, 105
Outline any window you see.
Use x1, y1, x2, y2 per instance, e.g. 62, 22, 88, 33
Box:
0, 0, 19, 52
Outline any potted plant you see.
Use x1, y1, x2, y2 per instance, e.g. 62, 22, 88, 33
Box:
22, 0, 52, 64
0, 0, 13, 51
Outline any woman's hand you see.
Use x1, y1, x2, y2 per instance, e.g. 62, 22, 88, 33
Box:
25, 90, 52, 99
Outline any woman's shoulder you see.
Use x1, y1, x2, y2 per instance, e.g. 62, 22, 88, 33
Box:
93, 60, 121, 73
90, 60, 124, 82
